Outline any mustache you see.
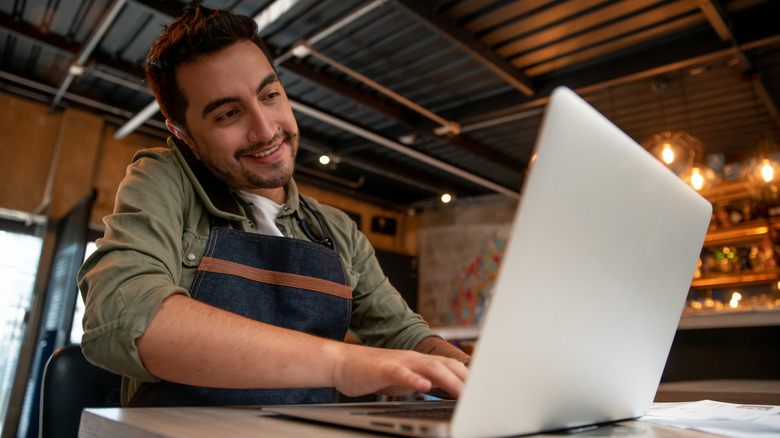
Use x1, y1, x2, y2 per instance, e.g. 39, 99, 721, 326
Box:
235, 131, 297, 158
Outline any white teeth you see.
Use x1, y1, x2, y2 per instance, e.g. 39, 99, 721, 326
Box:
252, 143, 280, 158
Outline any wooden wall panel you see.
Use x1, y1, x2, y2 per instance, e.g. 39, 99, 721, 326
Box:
0, 93, 62, 214
0, 91, 417, 255
50, 108, 104, 219
89, 127, 156, 226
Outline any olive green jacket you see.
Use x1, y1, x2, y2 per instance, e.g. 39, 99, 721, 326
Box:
77, 138, 433, 404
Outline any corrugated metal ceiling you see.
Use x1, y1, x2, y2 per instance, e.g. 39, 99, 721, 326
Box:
1, 0, 779, 208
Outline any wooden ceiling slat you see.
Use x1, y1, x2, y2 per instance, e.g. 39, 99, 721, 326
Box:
440, 0, 500, 19
494, 0, 660, 57
628, 95, 759, 129
512, 1, 700, 70
396, 0, 535, 95
727, 0, 772, 13
461, 0, 554, 34
522, 14, 707, 76
693, 111, 772, 133
480, 0, 609, 47
702, 129, 776, 151
612, 94, 754, 128
624, 109, 772, 144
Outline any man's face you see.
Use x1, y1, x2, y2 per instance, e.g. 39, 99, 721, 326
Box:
173, 40, 299, 202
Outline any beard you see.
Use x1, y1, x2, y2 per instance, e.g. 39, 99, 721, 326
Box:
198, 130, 299, 191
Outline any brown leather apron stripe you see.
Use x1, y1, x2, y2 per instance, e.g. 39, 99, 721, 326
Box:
197, 256, 352, 300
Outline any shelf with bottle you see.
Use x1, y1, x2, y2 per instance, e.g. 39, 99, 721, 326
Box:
682, 178, 780, 325
703, 217, 780, 247
693, 235, 779, 288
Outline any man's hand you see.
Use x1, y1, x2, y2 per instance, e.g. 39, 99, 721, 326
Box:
137, 295, 468, 398
330, 344, 469, 399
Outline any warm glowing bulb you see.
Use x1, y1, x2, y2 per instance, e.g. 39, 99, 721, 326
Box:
661, 143, 674, 164
690, 167, 704, 190
761, 158, 774, 182
731, 292, 742, 301
441, 193, 452, 203
319, 155, 331, 165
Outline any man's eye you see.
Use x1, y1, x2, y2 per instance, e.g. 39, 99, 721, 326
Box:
217, 109, 237, 121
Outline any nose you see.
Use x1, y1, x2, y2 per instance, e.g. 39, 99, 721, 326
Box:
246, 103, 276, 144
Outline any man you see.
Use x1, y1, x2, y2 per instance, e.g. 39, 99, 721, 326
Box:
78, 5, 469, 407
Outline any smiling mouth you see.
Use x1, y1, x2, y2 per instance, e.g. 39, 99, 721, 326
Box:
248, 143, 281, 158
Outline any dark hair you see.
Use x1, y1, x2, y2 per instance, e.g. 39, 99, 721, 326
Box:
144, 6, 275, 130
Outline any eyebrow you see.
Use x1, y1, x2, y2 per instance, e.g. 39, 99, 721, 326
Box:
200, 73, 281, 119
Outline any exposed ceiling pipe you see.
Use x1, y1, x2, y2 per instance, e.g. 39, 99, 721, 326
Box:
114, 100, 160, 139
109, 0, 511, 197
299, 141, 443, 194
115, 0, 388, 138
276, 0, 459, 135
31, 114, 68, 217
273, 0, 389, 65
91, 69, 153, 94
290, 42, 460, 135
50, 0, 127, 110
459, 107, 544, 134
0, 70, 156, 120
294, 166, 366, 189
289, 99, 520, 198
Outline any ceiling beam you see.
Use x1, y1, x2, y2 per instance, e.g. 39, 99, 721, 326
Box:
278, 58, 420, 127
394, 0, 535, 96
130, 0, 186, 17
0, 13, 81, 54
443, 1, 780, 129
50, 0, 128, 109
0, 14, 520, 198
696, 0, 780, 131
289, 98, 520, 198
696, 0, 732, 42
280, 57, 524, 175
0, 11, 146, 83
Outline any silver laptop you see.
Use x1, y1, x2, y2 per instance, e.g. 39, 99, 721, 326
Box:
265, 86, 712, 437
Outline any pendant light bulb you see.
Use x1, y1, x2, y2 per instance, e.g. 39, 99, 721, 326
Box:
761, 158, 774, 182
690, 167, 704, 190
661, 143, 674, 164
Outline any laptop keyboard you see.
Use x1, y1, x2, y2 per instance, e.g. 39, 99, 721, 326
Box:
363, 406, 454, 420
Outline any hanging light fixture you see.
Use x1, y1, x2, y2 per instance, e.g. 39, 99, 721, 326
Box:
747, 138, 780, 186
682, 163, 718, 191
642, 131, 703, 177
643, 73, 717, 190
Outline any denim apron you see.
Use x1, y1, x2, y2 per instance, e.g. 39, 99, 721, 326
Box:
129, 200, 352, 407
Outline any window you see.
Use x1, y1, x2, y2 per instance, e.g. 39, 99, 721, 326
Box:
0, 226, 43, 431
69, 241, 97, 345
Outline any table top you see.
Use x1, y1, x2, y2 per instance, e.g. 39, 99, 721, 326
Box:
655, 379, 780, 405
78, 406, 720, 438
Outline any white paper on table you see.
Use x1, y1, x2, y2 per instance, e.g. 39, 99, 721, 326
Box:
639, 400, 780, 438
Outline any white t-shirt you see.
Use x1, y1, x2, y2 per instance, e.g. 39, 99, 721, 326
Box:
237, 190, 284, 237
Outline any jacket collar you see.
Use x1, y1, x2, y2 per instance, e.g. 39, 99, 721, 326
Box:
168, 136, 300, 220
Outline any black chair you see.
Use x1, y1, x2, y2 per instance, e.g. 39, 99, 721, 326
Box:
39, 345, 122, 438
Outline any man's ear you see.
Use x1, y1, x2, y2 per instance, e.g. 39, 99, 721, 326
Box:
166, 121, 199, 159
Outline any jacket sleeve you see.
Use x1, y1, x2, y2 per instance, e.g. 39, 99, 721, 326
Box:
77, 148, 191, 381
